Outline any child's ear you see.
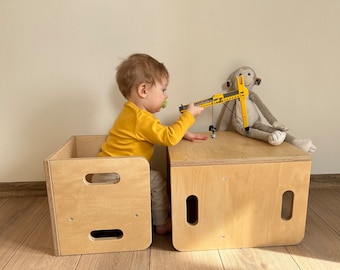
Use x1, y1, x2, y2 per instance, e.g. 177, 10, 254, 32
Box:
137, 83, 148, 98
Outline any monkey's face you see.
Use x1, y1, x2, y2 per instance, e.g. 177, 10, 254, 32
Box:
235, 67, 256, 88
226, 66, 261, 91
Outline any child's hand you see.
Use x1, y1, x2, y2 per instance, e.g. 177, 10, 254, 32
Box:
184, 131, 209, 142
185, 103, 204, 117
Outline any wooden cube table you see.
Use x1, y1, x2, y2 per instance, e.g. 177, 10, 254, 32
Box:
44, 135, 152, 255
167, 131, 311, 251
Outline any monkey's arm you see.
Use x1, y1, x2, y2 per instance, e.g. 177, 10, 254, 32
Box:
249, 91, 288, 131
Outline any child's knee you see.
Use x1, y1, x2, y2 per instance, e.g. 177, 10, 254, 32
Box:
150, 170, 167, 191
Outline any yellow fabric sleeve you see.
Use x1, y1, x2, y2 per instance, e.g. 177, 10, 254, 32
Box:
98, 101, 195, 161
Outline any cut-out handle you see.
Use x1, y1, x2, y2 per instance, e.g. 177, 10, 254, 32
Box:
85, 173, 120, 184
90, 229, 123, 240
186, 195, 198, 225
281, 190, 294, 220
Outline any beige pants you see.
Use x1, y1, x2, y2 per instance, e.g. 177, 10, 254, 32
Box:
91, 170, 170, 226
150, 170, 170, 226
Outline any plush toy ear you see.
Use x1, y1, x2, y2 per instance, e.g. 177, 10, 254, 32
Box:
255, 78, 261, 85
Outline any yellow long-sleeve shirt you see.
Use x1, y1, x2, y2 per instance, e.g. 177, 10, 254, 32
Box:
98, 101, 195, 162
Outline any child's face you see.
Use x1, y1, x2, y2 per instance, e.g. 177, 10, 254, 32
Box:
144, 77, 168, 113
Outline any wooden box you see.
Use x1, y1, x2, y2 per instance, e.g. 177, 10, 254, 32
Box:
44, 135, 151, 255
167, 131, 311, 251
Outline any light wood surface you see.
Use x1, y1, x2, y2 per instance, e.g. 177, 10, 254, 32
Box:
168, 131, 312, 251
45, 135, 152, 255
168, 131, 311, 167
1, 188, 339, 269
1, 173, 338, 198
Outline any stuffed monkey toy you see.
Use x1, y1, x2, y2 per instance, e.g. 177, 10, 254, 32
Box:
216, 66, 316, 153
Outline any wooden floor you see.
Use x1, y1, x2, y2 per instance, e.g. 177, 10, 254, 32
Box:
0, 188, 339, 270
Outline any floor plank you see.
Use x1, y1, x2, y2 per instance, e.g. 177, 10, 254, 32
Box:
308, 189, 340, 234
77, 249, 150, 270
286, 209, 340, 269
0, 197, 48, 267
218, 246, 299, 270
0, 197, 8, 208
150, 234, 224, 270
0, 188, 339, 269
3, 209, 80, 270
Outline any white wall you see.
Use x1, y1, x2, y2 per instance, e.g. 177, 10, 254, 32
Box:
1, 0, 339, 182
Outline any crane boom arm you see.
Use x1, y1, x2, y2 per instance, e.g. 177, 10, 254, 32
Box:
179, 76, 249, 131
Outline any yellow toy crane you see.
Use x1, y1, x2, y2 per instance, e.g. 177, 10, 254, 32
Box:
179, 75, 249, 138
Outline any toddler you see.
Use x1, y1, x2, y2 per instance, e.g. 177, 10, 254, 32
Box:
98, 53, 207, 234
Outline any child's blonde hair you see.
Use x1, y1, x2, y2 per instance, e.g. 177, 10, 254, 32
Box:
116, 53, 169, 98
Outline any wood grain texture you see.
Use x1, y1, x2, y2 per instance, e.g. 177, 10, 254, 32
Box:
168, 131, 311, 251
308, 189, 340, 234
0, 197, 49, 267
218, 246, 300, 269
150, 234, 224, 270
0, 188, 339, 270
0, 181, 47, 197
44, 135, 152, 255
3, 207, 81, 270
286, 209, 340, 269
167, 131, 311, 167
0, 174, 338, 198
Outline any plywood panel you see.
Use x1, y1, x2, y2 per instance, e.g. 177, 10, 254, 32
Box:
168, 132, 311, 167
171, 162, 311, 251
75, 135, 107, 158
168, 131, 311, 251
45, 136, 152, 255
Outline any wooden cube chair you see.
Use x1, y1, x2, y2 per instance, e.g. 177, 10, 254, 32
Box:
44, 135, 151, 255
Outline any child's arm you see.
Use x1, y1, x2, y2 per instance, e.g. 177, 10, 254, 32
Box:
182, 103, 208, 141
183, 131, 208, 142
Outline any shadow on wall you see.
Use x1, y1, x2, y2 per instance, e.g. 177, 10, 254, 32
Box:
2, 86, 101, 182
